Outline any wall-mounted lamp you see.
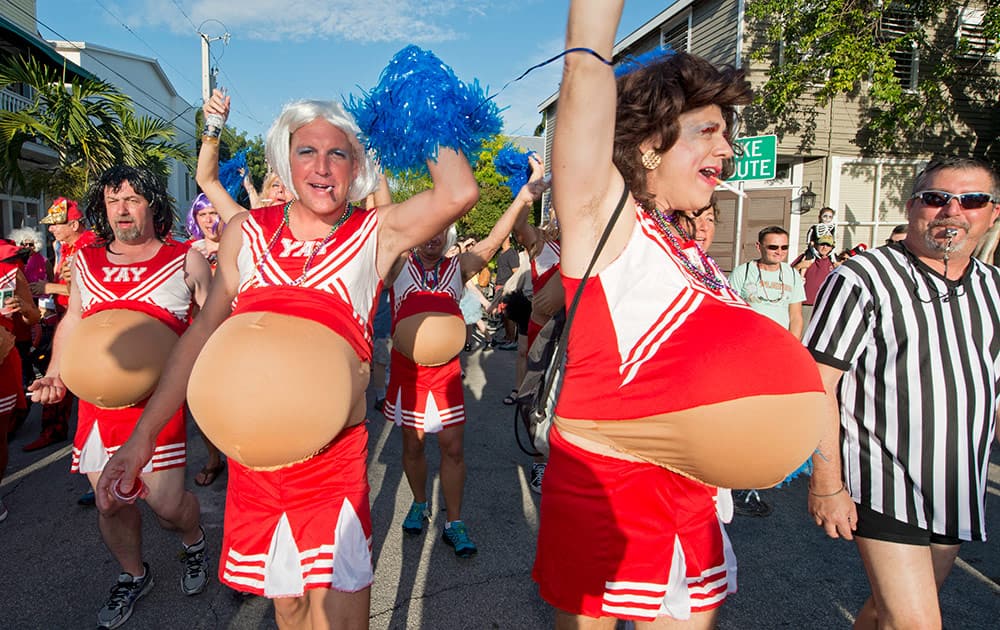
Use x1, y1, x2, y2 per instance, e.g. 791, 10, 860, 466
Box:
800, 184, 818, 212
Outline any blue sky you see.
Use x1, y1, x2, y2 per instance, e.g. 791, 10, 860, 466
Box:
35, 1, 672, 141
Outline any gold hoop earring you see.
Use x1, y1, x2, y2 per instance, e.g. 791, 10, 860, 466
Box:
641, 150, 661, 171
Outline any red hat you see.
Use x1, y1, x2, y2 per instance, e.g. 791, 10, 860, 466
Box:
41, 197, 83, 224
0, 239, 21, 261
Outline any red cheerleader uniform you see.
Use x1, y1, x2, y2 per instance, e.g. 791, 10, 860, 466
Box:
534, 205, 824, 622
383, 253, 465, 433
0, 263, 25, 426
220, 204, 380, 598
70, 240, 192, 474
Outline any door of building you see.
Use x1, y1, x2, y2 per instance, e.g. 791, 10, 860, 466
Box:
736, 189, 792, 267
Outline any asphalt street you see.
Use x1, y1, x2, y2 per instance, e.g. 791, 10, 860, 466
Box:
2, 343, 999, 629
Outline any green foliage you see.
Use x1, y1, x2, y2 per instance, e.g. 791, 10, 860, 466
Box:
382, 134, 522, 239
458, 183, 512, 238
0, 55, 195, 199
745, 0, 1000, 159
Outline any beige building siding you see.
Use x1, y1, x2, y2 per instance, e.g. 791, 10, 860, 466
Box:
795, 157, 829, 251
830, 158, 923, 250
691, 0, 739, 65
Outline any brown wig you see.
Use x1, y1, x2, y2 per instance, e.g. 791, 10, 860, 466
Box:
613, 52, 752, 209
85, 165, 175, 243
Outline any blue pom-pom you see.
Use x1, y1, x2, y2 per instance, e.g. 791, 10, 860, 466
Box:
218, 149, 248, 201
774, 456, 814, 489
346, 45, 503, 174
494, 144, 531, 196
614, 46, 676, 78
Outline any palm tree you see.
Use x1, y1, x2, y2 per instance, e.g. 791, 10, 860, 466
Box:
0, 55, 192, 199
114, 106, 194, 185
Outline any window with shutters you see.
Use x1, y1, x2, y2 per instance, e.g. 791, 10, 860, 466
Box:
660, 11, 691, 53
879, 3, 919, 91
955, 8, 998, 59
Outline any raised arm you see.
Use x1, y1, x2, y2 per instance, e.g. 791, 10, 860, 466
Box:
242, 170, 262, 210
462, 155, 549, 282
366, 171, 392, 210
195, 89, 249, 224
512, 155, 547, 254
375, 147, 479, 279
555, 0, 633, 275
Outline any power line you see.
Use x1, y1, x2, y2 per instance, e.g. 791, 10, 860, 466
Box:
92, 0, 200, 95
209, 49, 266, 129
169, 0, 199, 32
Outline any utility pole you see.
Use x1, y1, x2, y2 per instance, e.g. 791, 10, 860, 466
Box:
198, 29, 229, 103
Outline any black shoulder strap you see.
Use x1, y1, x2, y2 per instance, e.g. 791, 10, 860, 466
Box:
536, 185, 631, 412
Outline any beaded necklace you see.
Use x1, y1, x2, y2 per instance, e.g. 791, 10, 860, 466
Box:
755, 262, 786, 303
254, 200, 354, 286
412, 252, 444, 290
643, 204, 726, 291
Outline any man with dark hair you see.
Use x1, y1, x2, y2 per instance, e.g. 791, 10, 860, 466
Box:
886, 224, 908, 244
30, 165, 213, 629
805, 156, 1000, 628
729, 226, 805, 337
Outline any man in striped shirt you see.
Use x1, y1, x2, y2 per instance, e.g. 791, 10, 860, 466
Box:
803, 157, 1000, 629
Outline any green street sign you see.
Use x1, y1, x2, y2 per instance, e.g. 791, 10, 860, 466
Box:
729, 134, 777, 181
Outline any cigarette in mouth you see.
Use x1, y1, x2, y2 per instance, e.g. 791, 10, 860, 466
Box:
712, 177, 746, 198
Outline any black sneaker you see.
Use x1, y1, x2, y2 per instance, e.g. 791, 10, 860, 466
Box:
732, 489, 772, 517
97, 563, 153, 629
179, 530, 209, 595
529, 463, 546, 495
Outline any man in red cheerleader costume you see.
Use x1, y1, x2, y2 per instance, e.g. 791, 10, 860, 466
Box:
30, 165, 212, 629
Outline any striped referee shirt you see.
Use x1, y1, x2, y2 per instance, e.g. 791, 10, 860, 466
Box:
804, 242, 1000, 541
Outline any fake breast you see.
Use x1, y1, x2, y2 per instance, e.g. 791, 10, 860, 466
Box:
61, 309, 178, 409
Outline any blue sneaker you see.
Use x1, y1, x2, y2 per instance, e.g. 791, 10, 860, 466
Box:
442, 521, 477, 558
402, 501, 429, 535
97, 563, 153, 629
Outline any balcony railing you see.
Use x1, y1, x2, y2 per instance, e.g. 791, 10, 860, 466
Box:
1, 88, 32, 114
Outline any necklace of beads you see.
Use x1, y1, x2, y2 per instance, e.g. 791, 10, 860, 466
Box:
644, 204, 726, 291
412, 252, 444, 290
755, 261, 786, 303
254, 200, 354, 286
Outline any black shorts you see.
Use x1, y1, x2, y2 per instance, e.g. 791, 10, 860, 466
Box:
853, 503, 961, 546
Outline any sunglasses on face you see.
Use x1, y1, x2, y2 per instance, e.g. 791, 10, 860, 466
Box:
764, 244, 789, 251
911, 190, 995, 210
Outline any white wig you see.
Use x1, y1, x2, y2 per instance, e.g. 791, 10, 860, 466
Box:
445, 224, 458, 253
265, 100, 379, 204
8, 227, 43, 249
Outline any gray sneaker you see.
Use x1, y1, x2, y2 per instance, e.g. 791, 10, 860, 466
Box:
529, 463, 546, 495
97, 563, 153, 629
180, 530, 209, 595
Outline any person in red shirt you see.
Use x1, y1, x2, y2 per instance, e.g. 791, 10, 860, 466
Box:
21, 198, 98, 452
0, 239, 41, 522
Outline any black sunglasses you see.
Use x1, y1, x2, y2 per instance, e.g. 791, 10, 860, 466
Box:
764, 244, 789, 251
911, 190, 995, 210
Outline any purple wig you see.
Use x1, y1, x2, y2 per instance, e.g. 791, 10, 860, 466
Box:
186, 193, 223, 240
